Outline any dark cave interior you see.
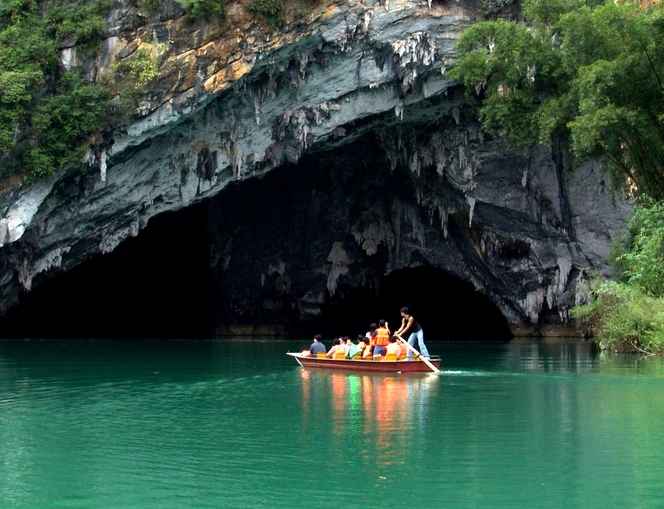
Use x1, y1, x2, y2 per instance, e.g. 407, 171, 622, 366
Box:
312, 267, 512, 341
0, 204, 214, 339
0, 206, 511, 340
0, 159, 512, 341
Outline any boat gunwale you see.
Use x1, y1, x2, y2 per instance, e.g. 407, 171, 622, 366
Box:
287, 352, 441, 372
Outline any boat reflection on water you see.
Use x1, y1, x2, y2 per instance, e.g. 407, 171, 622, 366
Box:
298, 369, 438, 475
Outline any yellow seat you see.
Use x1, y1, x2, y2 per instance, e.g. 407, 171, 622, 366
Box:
384, 353, 398, 361
316, 352, 327, 358
333, 351, 346, 360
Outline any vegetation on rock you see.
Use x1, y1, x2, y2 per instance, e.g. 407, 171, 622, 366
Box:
0, 0, 114, 183
0, 0, 232, 185
145, 0, 227, 21
450, 0, 664, 201
178, 0, 226, 20
0, 0, 315, 185
245, 0, 286, 28
573, 198, 664, 354
451, 0, 664, 352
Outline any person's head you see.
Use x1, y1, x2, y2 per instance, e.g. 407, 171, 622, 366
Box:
369, 323, 377, 330
356, 335, 364, 343
314, 334, 322, 342
333, 338, 341, 346
344, 336, 351, 344
388, 336, 397, 343
378, 319, 386, 327
400, 307, 410, 316
362, 337, 370, 345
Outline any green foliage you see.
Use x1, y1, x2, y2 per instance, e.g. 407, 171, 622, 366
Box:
465, 0, 516, 17
32, 72, 111, 174
572, 280, 664, 354
143, 0, 226, 20
0, 0, 114, 182
44, 0, 109, 53
573, 199, 664, 353
112, 49, 160, 87
246, 0, 285, 28
175, 0, 226, 21
611, 197, 664, 297
450, 0, 664, 200
143, 0, 162, 11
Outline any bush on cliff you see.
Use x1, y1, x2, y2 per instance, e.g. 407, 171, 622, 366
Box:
144, 0, 226, 20
573, 281, 664, 354
0, 0, 111, 183
246, 0, 285, 28
572, 199, 664, 354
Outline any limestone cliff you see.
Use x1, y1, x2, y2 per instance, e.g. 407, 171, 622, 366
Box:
0, 0, 630, 335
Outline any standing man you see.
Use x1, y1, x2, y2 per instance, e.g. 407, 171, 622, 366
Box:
395, 307, 430, 360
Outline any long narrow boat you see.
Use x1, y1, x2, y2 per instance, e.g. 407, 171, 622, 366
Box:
286, 352, 441, 373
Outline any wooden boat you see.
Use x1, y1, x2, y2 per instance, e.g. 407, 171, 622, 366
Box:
287, 352, 441, 373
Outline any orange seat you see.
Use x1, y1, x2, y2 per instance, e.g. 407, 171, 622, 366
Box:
333, 351, 346, 359
384, 353, 398, 361
316, 352, 327, 358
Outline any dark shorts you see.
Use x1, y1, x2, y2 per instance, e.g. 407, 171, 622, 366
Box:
373, 346, 387, 356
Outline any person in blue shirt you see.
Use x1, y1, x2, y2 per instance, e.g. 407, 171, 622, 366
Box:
309, 334, 326, 356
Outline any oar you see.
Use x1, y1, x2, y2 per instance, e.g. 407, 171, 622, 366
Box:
395, 334, 440, 374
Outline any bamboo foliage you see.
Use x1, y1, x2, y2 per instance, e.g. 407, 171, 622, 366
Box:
451, 0, 664, 199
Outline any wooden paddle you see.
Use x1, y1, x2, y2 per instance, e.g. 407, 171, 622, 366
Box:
395, 334, 441, 374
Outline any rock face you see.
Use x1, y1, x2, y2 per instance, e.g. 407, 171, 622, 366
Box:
0, 0, 630, 335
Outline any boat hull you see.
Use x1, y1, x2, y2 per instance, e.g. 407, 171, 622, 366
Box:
287, 352, 440, 373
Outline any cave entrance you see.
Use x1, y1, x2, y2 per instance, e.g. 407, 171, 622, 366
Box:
0, 204, 214, 339
378, 267, 513, 341
315, 267, 512, 341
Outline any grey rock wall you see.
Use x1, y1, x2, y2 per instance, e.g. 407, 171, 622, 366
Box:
0, 0, 630, 334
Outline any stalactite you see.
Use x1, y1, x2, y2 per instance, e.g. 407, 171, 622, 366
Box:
467, 196, 476, 228
326, 242, 350, 295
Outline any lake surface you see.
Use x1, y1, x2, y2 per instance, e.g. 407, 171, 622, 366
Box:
1, 338, 663, 509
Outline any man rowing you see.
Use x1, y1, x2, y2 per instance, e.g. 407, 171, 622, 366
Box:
395, 307, 430, 360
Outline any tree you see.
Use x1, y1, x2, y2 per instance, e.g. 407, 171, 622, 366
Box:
450, 0, 664, 200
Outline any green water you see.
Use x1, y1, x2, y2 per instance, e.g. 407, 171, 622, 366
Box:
1, 339, 664, 509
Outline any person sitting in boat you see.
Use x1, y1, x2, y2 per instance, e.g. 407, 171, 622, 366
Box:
365, 323, 377, 356
309, 334, 326, 357
361, 337, 372, 359
327, 338, 345, 358
383, 336, 401, 360
341, 336, 351, 355
373, 319, 390, 359
346, 336, 362, 359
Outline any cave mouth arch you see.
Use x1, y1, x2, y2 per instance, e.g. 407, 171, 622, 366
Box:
315, 267, 513, 342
